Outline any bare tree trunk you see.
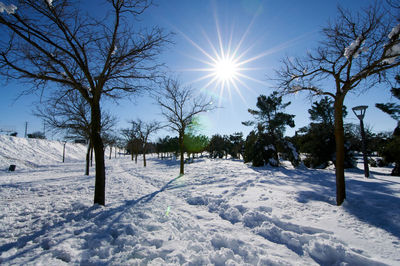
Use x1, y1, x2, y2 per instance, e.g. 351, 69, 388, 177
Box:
334, 97, 346, 206
109, 146, 112, 160
131, 142, 134, 161
135, 152, 138, 164
85, 139, 91, 176
91, 102, 106, 206
90, 145, 94, 167
143, 151, 147, 167
179, 131, 184, 175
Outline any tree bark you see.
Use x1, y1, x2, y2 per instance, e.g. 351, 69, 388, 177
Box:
90, 146, 94, 167
85, 139, 91, 176
179, 131, 184, 175
334, 96, 346, 206
109, 146, 112, 160
91, 102, 106, 206
131, 142, 134, 161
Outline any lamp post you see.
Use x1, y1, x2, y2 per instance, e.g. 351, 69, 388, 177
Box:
352, 105, 369, 178
62, 141, 67, 163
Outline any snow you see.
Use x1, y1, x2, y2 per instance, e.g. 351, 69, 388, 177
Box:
265, 144, 275, 151
286, 141, 299, 161
383, 43, 400, 64
1, 135, 400, 265
0, 2, 17, 14
112, 45, 117, 55
382, 23, 400, 64
388, 23, 400, 40
344, 35, 366, 59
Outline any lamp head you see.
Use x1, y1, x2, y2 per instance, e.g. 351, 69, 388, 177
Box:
352, 105, 368, 120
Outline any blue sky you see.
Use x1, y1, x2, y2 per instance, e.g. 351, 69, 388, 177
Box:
0, 0, 397, 141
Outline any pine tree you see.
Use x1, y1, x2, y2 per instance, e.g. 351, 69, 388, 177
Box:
376, 76, 400, 176
243, 91, 297, 167
208, 134, 227, 159
298, 97, 354, 168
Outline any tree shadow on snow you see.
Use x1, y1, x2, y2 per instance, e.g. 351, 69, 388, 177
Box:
150, 157, 181, 167
250, 165, 337, 205
344, 178, 400, 239
252, 164, 400, 238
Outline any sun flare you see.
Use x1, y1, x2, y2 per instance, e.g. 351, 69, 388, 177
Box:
178, 10, 283, 106
213, 57, 239, 81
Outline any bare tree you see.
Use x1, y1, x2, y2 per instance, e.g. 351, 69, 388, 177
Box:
34, 90, 116, 176
102, 132, 119, 160
156, 78, 215, 175
121, 126, 140, 162
275, 2, 400, 206
129, 119, 163, 167
0, 0, 170, 205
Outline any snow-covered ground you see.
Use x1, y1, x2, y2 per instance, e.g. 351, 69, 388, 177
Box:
0, 135, 399, 265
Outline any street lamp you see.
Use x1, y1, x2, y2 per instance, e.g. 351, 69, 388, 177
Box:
352, 105, 369, 178
62, 141, 67, 163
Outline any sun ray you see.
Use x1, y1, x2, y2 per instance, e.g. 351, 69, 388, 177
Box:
230, 76, 247, 104
212, 4, 225, 62
235, 72, 270, 86
200, 75, 221, 92
179, 4, 313, 107
201, 28, 220, 60
178, 29, 218, 64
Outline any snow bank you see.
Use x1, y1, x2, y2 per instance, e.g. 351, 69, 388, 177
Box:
0, 135, 87, 170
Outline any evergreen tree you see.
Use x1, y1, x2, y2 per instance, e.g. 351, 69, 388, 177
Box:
156, 136, 179, 159
376, 76, 400, 176
243, 130, 257, 164
298, 97, 354, 169
184, 133, 209, 159
208, 134, 227, 159
228, 132, 244, 159
243, 91, 297, 167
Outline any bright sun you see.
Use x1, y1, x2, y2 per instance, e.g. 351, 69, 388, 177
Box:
179, 14, 274, 106
213, 57, 239, 81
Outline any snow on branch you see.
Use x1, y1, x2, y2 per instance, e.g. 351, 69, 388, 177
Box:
344, 35, 368, 59
389, 23, 400, 40
0, 2, 17, 14
383, 23, 400, 64
383, 43, 400, 64
112, 45, 117, 55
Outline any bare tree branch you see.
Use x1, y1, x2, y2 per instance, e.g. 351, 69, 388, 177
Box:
273, 2, 400, 206
156, 77, 215, 174
0, 0, 171, 206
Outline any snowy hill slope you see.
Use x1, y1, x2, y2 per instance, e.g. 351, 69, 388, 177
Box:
0, 135, 87, 170
0, 136, 399, 265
